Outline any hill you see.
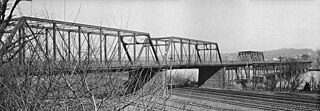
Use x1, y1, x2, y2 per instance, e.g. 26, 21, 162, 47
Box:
221, 48, 316, 61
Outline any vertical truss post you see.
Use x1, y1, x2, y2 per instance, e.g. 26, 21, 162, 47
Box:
99, 29, 102, 63
164, 41, 168, 65
227, 68, 230, 83
188, 40, 191, 64
216, 44, 222, 64
203, 44, 206, 62
262, 53, 265, 62
148, 44, 150, 63
118, 31, 121, 65
250, 53, 253, 62
104, 34, 107, 64
235, 68, 238, 80
78, 26, 81, 64
18, 28, 23, 64
147, 34, 159, 64
195, 42, 201, 63
145, 44, 147, 63
136, 43, 145, 63
155, 39, 158, 61
52, 23, 57, 61
172, 42, 175, 62
175, 42, 178, 62
22, 27, 26, 65
164, 39, 172, 65
133, 33, 136, 64
210, 44, 212, 62
232, 68, 234, 81
45, 28, 49, 66
180, 39, 183, 63
146, 43, 149, 64
87, 33, 90, 64
67, 31, 71, 61
170, 38, 173, 62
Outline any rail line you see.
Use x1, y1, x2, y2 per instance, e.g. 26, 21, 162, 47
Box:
173, 87, 320, 111
166, 98, 234, 111
130, 97, 234, 111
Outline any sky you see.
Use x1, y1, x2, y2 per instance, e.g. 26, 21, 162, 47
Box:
14, 0, 320, 53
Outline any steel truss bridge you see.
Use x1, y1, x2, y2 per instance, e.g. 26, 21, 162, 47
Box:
1, 16, 312, 92
1, 16, 312, 72
4, 16, 225, 69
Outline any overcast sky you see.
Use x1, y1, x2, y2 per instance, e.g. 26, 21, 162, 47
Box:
15, 0, 320, 53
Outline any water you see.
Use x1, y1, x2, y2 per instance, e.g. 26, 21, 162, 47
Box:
303, 71, 320, 84
164, 69, 198, 81
167, 69, 320, 86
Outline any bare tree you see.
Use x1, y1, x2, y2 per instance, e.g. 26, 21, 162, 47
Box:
1, 29, 168, 110
0, 1, 169, 110
0, 0, 35, 110
281, 58, 305, 92
309, 73, 319, 92
171, 72, 196, 87
316, 50, 320, 68
0, 0, 25, 65
300, 54, 310, 60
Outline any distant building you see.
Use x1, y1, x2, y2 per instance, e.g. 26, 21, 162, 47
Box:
272, 58, 280, 61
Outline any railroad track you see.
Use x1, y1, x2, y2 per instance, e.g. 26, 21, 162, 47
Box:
173, 87, 320, 111
166, 98, 234, 111
130, 97, 234, 111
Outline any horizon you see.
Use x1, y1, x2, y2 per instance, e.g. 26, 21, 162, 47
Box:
223, 47, 318, 54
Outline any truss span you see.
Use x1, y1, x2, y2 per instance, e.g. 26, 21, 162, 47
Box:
5, 16, 222, 70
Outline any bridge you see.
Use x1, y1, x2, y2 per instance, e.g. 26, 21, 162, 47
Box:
7, 17, 225, 68
2, 16, 312, 92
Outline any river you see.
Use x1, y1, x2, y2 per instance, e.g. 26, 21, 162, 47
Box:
166, 69, 320, 86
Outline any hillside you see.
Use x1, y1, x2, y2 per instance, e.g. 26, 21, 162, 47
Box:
221, 48, 316, 61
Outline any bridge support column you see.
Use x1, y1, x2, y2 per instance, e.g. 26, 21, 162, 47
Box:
198, 66, 226, 89
125, 68, 161, 94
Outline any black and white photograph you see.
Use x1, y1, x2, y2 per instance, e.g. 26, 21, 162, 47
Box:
0, 0, 319, 110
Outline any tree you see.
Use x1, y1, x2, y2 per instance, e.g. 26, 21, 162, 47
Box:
301, 54, 310, 60
281, 58, 305, 92
317, 50, 320, 56
309, 73, 319, 92
171, 72, 196, 87
0, 1, 169, 110
316, 50, 320, 68
0, 0, 24, 65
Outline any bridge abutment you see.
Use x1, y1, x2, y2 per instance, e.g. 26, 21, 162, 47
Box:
125, 68, 161, 94
198, 66, 226, 89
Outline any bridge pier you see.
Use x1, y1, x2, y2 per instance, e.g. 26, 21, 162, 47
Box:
198, 66, 226, 89
125, 68, 161, 94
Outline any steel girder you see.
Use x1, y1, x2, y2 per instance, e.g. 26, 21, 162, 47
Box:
237, 51, 265, 63
8, 17, 224, 69
150, 36, 222, 65
9, 16, 159, 68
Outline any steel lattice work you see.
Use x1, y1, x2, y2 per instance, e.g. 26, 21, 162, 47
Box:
8, 16, 160, 69
151, 36, 222, 65
5, 17, 223, 70
237, 51, 264, 63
